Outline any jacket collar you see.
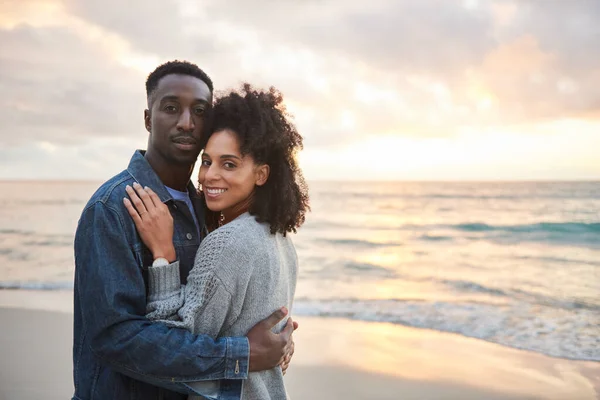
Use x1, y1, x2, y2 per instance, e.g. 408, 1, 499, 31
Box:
126, 150, 199, 203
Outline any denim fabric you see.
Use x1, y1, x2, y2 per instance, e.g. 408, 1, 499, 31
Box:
73, 150, 248, 400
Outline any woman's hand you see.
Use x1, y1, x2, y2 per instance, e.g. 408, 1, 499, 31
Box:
123, 182, 176, 262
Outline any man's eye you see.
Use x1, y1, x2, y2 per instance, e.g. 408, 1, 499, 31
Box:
194, 107, 205, 115
164, 105, 177, 112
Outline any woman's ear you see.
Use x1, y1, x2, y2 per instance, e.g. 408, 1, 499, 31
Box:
255, 164, 270, 186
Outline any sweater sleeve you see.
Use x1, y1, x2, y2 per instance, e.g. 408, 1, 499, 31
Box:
145, 226, 243, 338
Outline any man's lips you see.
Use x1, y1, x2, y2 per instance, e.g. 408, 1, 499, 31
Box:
172, 136, 198, 150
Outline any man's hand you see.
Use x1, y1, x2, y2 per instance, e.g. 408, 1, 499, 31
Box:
247, 307, 295, 372
280, 320, 298, 375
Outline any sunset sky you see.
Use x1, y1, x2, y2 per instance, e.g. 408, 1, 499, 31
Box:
1, 0, 599, 181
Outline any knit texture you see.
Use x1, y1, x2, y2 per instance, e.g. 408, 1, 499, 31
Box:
146, 212, 298, 400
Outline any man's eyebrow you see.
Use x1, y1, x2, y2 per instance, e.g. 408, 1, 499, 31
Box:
159, 95, 210, 104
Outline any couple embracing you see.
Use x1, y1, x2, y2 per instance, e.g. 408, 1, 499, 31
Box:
72, 60, 309, 400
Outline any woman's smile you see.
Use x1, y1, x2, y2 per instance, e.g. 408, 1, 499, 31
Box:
204, 187, 228, 198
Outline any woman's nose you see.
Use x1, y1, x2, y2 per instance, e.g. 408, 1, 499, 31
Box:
204, 164, 220, 183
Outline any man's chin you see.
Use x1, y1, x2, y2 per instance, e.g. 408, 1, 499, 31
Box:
170, 152, 201, 166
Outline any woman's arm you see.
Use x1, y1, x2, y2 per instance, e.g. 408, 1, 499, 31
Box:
144, 234, 235, 338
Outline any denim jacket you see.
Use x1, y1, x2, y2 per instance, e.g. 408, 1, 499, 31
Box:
72, 150, 248, 400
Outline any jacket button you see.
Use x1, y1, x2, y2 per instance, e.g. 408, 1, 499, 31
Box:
186, 233, 193, 240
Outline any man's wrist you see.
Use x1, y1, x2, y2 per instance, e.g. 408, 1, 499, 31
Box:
224, 337, 250, 380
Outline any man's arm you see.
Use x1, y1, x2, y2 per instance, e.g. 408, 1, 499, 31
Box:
75, 201, 249, 391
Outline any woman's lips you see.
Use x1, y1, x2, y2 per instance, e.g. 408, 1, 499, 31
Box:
204, 187, 227, 199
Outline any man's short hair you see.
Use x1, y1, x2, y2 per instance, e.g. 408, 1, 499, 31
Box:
145, 60, 214, 102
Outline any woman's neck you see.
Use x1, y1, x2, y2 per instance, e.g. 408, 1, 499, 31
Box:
221, 195, 253, 225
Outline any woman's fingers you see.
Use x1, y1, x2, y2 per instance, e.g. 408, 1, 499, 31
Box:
144, 186, 162, 208
123, 198, 143, 226
132, 182, 155, 212
125, 185, 148, 216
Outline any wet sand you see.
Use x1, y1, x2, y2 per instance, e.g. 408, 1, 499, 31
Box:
0, 290, 597, 400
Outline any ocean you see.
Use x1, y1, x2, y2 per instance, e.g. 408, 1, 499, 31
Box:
0, 180, 598, 361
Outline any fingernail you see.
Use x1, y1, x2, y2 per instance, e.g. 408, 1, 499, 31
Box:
126, 185, 131, 190
144, 186, 150, 191
133, 182, 140, 187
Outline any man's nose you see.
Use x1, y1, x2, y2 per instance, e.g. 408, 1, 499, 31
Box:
177, 109, 194, 131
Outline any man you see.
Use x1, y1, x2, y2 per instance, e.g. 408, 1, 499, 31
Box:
73, 60, 295, 399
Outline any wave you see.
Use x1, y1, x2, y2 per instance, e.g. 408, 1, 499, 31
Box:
0, 199, 86, 206
307, 221, 600, 247
441, 279, 508, 297
0, 229, 73, 238
418, 234, 453, 241
513, 255, 600, 267
0, 281, 74, 290
343, 262, 396, 278
308, 220, 600, 234
315, 190, 600, 201
292, 298, 600, 361
0, 229, 33, 235
300, 259, 398, 279
454, 222, 600, 234
319, 238, 402, 248
299, 262, 599, 311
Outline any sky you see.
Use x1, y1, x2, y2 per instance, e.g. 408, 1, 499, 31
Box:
0, 0, 599, 181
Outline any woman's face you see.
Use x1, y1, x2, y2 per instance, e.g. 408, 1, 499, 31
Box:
199, 129, 269, 215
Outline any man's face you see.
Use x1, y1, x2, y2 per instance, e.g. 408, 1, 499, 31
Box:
145, 74, 212, 165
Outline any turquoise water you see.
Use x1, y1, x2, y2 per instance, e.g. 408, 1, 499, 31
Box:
0, 181, 598, 360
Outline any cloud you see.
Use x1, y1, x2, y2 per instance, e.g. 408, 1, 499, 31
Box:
0, 0, 599, 180
0, 22, 145, 147
204, 0, 497, 77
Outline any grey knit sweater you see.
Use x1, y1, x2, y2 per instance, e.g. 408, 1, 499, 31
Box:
146, 212, 297, 400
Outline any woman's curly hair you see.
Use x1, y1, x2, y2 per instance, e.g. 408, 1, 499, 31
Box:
200, 83, 309, 236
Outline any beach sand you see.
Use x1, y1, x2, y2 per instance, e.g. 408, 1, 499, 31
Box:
0, 290, 598, 400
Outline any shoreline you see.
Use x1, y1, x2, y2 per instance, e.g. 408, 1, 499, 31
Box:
0, 290, 598, 399
1, 288, 597, 364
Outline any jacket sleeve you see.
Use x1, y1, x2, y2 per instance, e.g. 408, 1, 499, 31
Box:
145, 231, 244, 339
74, 202, 249, 393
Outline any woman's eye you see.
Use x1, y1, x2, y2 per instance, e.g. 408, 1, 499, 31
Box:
194, 107, 205, 115
224, 162, 236, 169
201, 160, 211, 166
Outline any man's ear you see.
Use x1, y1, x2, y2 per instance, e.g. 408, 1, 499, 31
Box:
255, 164, 270, 186
144, 109, 151, 133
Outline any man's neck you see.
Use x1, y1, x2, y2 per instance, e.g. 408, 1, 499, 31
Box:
145, 151, 193, 192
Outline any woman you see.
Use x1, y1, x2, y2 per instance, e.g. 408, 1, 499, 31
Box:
123, 84, 309, 400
